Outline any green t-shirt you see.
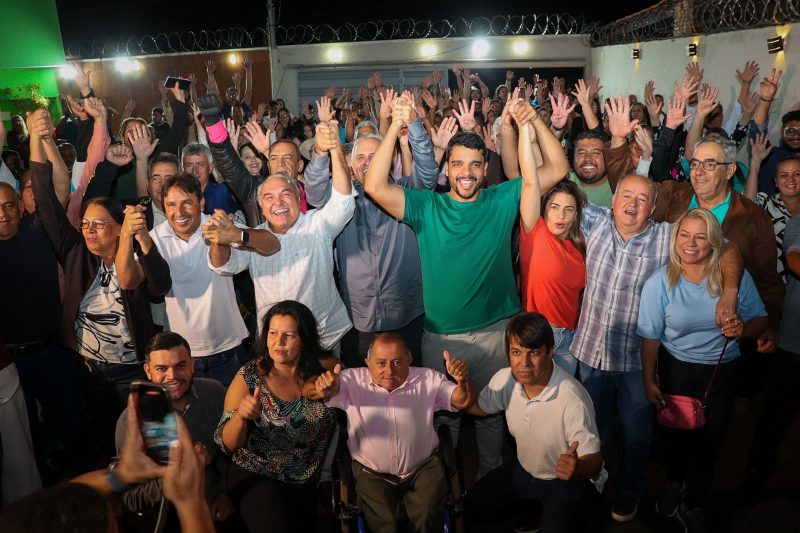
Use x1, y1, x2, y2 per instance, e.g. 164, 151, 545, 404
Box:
688, 191, 731, 224
403, 179, 522, 334
568, 172, 613, 208
113, 167, 138, 201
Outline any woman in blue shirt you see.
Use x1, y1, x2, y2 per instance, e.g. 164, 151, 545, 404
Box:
637, 208, 767, 530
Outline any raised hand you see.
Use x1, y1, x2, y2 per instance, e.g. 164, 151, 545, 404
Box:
84, 97, 107, 122
201, 209, 238, 245
605, 96, 639, 139
759, 68, 783, 101
453, 99, 477, 132
675, 72, 700, 102
106, 143, 134, 167
324, 85, 338, 100
432, 70, 443, 85
633, 125, 653, 159
430, 116, 458, 151
421, 90, 438, 110
238, 386, 262, 420
749, 132, 774, 165
242, 119, 272, 154
243, 58, 253, 71
70, 61, 92, 94
443, 350, 469, 384
123, 98, 136, 116
664, 93, 692, 130
379, 88, 398, 120
696, 85, 720, 118
481, 96, 492, 118
421, 76, 432, 90
392, 96, 418, 127
254, 102, 267, 123
206, 60, 216, 75
506, 70, 514, 81
316, 95, 335, 123
736, 60, 760, 84
556, 441, 579, 480
315, 120, 340, 153
66, 94, 88, 121
739, 91, 760, 117
25, 109, 53, 139
571, 79, 592, 107
314, 363, 342, 398
117, 395, 167, 485
197, 93, 224, 126
225, 118, 241, 152
121, 204, 149, 243
483, 125, 496, 152
588, 76, 602, 101
685, 61, 704, 87
127, 122, 159, 160
549, 93, 576, 130
509, 99, 538, 129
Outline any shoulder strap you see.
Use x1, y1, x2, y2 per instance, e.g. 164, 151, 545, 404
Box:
702, 337, 729, 404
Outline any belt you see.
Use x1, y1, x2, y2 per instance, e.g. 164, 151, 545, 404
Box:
355, 454, 437, 486
7, 340, 48, 356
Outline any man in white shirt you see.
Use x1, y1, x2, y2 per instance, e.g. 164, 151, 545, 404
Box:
203, 121, 354, 351
466, 312, 604, 533
149, 173, 279, 385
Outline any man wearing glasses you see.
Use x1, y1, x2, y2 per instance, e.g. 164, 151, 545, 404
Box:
652, 136, 784, 354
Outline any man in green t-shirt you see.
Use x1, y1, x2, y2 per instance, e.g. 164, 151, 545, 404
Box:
569, 130, 614, 207
364, 96, 569, 477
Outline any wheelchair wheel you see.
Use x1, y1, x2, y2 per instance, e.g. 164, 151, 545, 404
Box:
437, 425, 465, 533
332, 417, 360, 532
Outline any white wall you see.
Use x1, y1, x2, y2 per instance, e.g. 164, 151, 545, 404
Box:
591, 24, 798, 140
272, 35, 591, 114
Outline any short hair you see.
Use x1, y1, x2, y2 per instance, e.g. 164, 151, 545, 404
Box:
575, 129, 607, 144
616, 174, 659, 205
703, 127, 730, 139
354, 120, 378, 140
367, 332, 411, 359
694, 135, 737, 164
80, 196, 125, 225
252, 300, 328, 380
505, 312, 555, 355
147, 152, 180, 177
0, 482, 110, 533
352, 134, 383, 162
162, 172, 203, 201
268, 139, 301, 161
151, 107, 164, 115
342, 142, 354, 157
145, 331, 191, 362
444, 131, 487, 163
0, 182, 20, 201
182, 142, 213, 165
781, 110, 800, 126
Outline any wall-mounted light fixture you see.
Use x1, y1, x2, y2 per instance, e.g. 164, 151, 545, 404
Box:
686, 43, 698, 57
631, 48, 641, 60
228, 53, 238, 65
327, 48, 344, 62
767, 35, 785, 54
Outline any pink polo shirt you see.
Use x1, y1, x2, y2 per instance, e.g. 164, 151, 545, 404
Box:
327, 367, 457, 478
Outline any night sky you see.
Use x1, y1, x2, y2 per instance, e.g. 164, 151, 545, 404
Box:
56, 0, 660, 50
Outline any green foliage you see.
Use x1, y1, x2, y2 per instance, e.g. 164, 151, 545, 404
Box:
0, 83, 53, 116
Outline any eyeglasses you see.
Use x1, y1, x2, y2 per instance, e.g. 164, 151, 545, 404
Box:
80, 218, 109, 230
783, 127, 800, 137
688, 159, 733, 172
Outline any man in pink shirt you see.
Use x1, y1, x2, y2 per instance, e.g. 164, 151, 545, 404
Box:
315, 332, 475, 533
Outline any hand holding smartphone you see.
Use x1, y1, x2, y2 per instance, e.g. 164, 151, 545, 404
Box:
164, 76, 192, 91
131, 380, 178, 465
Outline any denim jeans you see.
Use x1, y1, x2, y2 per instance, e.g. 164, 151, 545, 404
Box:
466, 459, 596, 533
578, 361, 652, 497
194, 344, 245, 386
551, 326, 578, 378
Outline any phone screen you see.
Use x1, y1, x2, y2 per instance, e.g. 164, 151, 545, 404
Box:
164, 77, 192, 91
133, 382, 178, 465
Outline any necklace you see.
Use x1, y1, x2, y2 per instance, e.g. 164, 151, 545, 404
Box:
269, 370, 302, 393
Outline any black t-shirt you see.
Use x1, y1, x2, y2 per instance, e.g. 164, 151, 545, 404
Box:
150, 121, 172, 142
0, 213, 62, 344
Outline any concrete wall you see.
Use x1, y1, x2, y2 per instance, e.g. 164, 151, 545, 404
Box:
591, 25, 798, 140
272, 34, 591, 114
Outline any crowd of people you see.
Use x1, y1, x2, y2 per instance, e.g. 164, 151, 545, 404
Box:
0, 54, 798, 533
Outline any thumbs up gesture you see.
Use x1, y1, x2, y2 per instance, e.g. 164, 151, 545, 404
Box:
237, 386, 263, 420
556, 441, 579, 480
443, 350, 469, 384
315, 363, 342, 398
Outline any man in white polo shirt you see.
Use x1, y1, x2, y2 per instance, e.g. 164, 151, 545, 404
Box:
202, 121, 354, 350
149, 173, 279, 385
466, 312, 605, 533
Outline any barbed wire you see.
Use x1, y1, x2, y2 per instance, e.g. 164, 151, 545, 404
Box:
588, 0, 800, 46
64, 14, 595, 59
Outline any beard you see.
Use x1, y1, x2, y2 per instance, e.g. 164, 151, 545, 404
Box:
575, 169, 607, 185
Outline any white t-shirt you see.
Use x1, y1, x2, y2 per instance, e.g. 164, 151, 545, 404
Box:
75, 264, 137, 364
150, 215, 248, 357
479, 365, 602, 480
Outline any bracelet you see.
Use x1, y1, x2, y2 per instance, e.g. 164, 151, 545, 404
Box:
107, 462, 134, 494
760, 97, 775, 102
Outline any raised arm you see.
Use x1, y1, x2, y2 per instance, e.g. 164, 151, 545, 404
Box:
242, 59, 253, 106
115, 205, 150, 290
219, 375, 261, 453
444, 351, 476, 410
26, 110, 69, 207
754, 68, 782, 127
363, 100, 409, 220
685, 85, 719, 160
572, 79, 600, 131
127, 122, 159, 198
745, 133, 773, 199
510, 101, 542, 233
205, 60, 220, 97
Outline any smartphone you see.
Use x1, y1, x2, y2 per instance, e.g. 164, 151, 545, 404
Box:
131, 380, 178, 465
164, 76, 192, 91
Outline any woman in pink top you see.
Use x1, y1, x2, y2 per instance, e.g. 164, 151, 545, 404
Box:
519, 179, 587, 375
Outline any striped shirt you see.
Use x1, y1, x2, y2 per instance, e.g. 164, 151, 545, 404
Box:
571, 203, 672, 372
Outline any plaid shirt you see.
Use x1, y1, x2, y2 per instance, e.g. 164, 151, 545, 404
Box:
571, 203, 672, 372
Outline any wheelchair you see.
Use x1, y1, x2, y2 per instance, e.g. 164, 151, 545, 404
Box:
330, 424, 465, 533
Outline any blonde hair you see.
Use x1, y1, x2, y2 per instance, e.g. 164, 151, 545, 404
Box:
666, 208, 723, 297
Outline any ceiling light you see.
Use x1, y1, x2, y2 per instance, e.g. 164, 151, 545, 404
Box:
472, 39, 490, 57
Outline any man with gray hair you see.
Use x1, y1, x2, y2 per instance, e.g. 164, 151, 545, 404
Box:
203, 120, 355, 350
182, 142, 241, 216
304, 96, 440, 367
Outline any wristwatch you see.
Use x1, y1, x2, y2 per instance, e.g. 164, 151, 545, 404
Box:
107, 461, 134, 493
240, 230, 250, 245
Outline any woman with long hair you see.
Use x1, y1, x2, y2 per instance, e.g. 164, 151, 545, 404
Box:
215, 300, 335, 533
519, 178, 587, 375
637, 208, 767, 530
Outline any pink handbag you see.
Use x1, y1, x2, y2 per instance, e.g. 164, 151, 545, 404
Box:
657, 338, 728, 431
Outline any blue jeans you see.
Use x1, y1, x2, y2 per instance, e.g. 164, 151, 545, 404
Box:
194, 344, 245, 386
578, 361, 652, 497
466, 459, 596, 533
551, 326, 577, 377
